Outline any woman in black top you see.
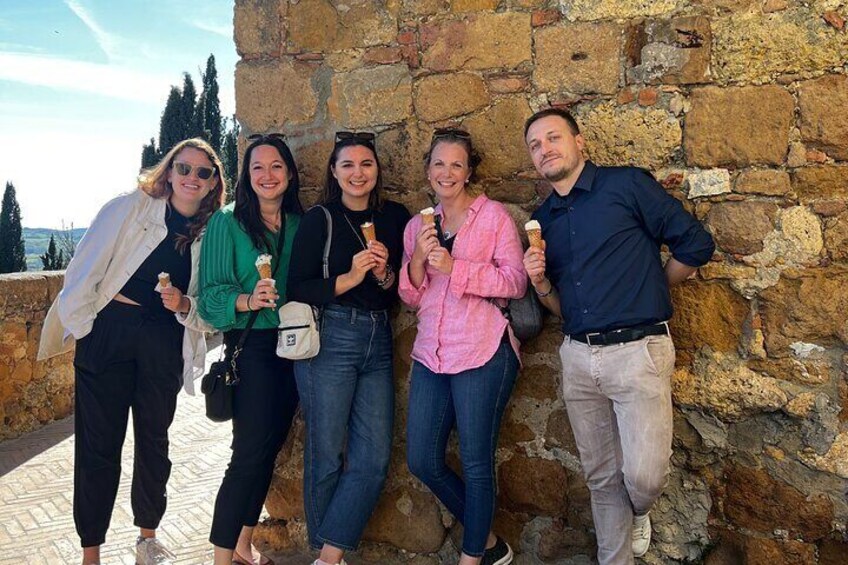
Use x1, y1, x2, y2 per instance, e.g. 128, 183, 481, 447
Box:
288, 132, 410, 565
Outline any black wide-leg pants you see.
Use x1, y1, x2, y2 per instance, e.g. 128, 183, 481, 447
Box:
73, 301, 184, 547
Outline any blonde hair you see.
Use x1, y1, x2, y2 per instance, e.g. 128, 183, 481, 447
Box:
137, 138, 226, 252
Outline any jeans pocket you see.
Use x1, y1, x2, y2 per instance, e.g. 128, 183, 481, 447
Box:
642, 336, 675, 377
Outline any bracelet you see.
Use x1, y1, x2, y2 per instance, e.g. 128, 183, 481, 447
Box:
374, 264, 394, 287
534, 280, 554, 298
246, 294, 255, 311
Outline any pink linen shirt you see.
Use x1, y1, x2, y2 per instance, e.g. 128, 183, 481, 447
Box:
399, 194, 527, 375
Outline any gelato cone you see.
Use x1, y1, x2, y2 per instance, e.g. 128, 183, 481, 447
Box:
157, 272, 171, 288
255, 254, 273, 280
361, 221, 376, 244
525, 220, 545, 249
420, 207, 435, 226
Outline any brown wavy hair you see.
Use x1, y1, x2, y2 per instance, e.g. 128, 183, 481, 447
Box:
137, 138, 226, 253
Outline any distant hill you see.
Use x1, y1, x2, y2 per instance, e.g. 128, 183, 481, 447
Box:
23, 227, 87, 271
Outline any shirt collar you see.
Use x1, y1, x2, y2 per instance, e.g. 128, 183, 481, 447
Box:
434, 193, 488, 217
548, 161, 596, 211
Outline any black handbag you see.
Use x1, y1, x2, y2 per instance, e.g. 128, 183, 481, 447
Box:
492, 288, 544, 342
201, 310, 259, 422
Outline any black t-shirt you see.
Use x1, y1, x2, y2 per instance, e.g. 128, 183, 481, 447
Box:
119, 206, 192, 319
287, 199, 411, 311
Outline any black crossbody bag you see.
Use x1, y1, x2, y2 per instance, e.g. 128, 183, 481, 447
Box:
201, 224, 285, 422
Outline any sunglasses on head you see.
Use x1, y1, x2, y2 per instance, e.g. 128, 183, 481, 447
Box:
334, 131, 376, 144
173, 162, 216, 180
432, 128, 471, 141
248, 132, 287, 142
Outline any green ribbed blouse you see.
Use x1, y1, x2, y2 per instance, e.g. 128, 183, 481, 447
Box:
198, 203, 300, 331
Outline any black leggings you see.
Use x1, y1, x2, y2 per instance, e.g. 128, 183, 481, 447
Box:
73, 301, 184, 547
209, 329, 299, 549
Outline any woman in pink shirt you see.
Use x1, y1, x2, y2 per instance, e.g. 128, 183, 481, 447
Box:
400, 130, 526, 565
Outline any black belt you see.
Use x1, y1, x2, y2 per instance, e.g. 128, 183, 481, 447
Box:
570, 322, 669, 346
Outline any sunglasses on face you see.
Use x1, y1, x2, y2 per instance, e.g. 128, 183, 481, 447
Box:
248, 132, 287, 142
334, 131, 376, 144
432, 128, 471, 141
173, 162, 216, 180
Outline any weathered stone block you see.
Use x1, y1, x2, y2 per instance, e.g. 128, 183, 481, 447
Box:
687, 169, 730, 199
499, 453, 569, 515
759, 267, 848, 354
288, 0, 397, 52
363, 485, 447, 553
672, 352, 787, 421
723, 464, 834, 540
235, 59, 318, 132
734, 169, 791, 196
376, 120, 433, 192
463, 96, 534, 178
824, 213, 848, 262
421, 13, 532, 72
713, 8, 848, 84
578, 102, 681, 169
799, 75, 848, 161
685, 86, 793, 168
413, 73, 488, 123
559, 0, 680, 21
450, 0, 498, 10
0, 274, 49, 320
483, 179, 537, 204
744, 538, 818, 565
791, 165, 848, 202
627, 16, 711, 85
533, 22, 621, 95
328, 65, 412, 129
670, 281, 748, 357
706, 201, 778, 255
234, 0, 283, 56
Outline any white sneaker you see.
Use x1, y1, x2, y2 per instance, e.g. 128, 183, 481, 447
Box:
311, 560, 348, 565
632, 513, 651, 557
135, 536, 176, 565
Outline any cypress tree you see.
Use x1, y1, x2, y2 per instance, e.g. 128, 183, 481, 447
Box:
0, 181, 27, 273
141, 138, 158, 168
200, 55, 222, 153
40, 234, 64, 270
158, 86, 184, 156
220, 117, 240, 204
181, 73, 203, 139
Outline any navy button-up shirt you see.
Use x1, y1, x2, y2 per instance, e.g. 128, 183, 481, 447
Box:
531, 161, 715, 335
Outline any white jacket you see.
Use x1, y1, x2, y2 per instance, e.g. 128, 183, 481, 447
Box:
38, 190, 214, 395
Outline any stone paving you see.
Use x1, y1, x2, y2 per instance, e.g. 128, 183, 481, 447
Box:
0, 342, 313, 565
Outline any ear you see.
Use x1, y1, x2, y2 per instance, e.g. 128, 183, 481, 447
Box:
330, 164, 339, 181
575, 133, 586, 152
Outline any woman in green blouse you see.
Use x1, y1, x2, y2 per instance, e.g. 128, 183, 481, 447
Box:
199, 134, 302, 565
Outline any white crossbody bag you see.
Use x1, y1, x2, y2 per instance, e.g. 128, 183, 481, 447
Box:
276, 206, 331, 360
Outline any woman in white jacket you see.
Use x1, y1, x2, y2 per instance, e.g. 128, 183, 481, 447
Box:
38, 138, 225, 565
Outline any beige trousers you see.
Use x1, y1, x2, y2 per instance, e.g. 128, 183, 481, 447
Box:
559, 334, 675, 565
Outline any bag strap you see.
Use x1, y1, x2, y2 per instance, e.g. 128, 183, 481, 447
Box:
317, 205, 332, 280
231, 216, 288, 372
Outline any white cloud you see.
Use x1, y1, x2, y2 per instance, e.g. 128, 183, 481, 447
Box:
64, 0, 120, 61
0, 51, 172, 104
191, 19, 232, 39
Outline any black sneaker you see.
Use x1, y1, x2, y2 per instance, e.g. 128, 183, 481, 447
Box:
481, 536, 514, 565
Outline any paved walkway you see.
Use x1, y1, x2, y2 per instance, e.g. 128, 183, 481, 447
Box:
0, 343, 311, 565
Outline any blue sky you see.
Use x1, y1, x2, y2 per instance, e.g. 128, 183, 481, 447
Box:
0, 0, 237, 228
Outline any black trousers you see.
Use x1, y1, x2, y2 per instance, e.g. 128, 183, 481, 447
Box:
73, 301, 184, 547
209, 329, 299, 549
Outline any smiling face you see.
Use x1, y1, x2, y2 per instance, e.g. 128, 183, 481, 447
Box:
525, 114, 585, 183
331, 144, 378, 202
249, 144, 290, 205
427, 141, 472, 201
167, 147, 216, 211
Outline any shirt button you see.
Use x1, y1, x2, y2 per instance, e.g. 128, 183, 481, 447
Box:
571, 231, 576, 235
576, 281, 582, 286
583, 309, 588, 314
569, 206, 574, 211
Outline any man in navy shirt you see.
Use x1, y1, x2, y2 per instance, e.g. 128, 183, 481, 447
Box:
522, 108, 714, 564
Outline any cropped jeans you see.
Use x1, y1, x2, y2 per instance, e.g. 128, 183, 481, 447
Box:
406, 342, 519, 557
294, 304, 394, 551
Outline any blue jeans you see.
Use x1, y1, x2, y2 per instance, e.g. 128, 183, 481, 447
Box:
406, 342, 519, 557
293, 304, 394, 551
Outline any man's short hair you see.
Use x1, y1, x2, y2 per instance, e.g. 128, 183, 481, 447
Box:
524, 108, 580, 139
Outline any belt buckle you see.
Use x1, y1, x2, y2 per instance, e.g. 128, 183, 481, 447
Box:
585, 332, 601, 346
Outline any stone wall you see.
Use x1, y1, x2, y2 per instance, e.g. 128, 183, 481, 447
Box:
234, 1, 848, 562
0, 273, 74, 441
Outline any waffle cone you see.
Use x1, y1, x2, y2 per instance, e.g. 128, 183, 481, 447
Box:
527, 229, 544, 249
